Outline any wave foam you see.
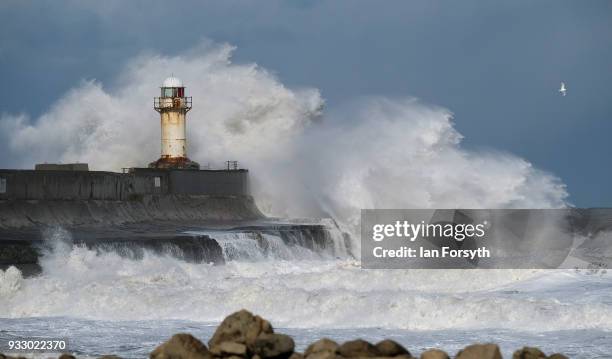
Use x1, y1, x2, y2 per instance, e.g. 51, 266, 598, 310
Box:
1, 238, 611, 331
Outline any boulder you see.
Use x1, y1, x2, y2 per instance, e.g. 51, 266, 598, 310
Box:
512, 347, 547, 359
209, 341, 248, 356
209, 310, 274, 349
547, 355, 569, 359
99, 356, 122, 359
337, 340, 380, 358
456, 344, 502, 359
150, 333, 211, 359
305, 339, 339, 357
420, 349, 449, 359
59, 355, 76, 359
375, 340, 410, 357
251, 333, 295, 359
289, 353, 305, 359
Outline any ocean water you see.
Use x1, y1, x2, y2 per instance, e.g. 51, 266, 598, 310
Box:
1, 226, 611, 358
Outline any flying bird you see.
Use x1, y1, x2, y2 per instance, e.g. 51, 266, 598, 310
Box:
559, 82, 567, 96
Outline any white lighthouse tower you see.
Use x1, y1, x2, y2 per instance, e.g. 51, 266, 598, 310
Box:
149, 76, 200, 169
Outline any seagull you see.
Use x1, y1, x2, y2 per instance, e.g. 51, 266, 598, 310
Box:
559, 82, 567, 96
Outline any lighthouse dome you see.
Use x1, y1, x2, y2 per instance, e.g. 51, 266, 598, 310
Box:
162, 76, 183, 88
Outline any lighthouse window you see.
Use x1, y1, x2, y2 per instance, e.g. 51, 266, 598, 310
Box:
163, 87, 174, 97
154, 176, 161, 188
0, 177, 6, 193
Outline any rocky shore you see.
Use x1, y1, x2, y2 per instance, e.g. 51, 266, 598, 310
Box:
1, 310, 569, 359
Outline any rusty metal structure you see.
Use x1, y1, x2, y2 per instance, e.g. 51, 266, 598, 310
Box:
149, 76, 200, 170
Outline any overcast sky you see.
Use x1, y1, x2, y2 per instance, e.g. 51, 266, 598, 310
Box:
1, 0, 611, 206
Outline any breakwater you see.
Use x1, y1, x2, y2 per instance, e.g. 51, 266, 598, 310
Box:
0, 167, 273, 273
0, 168, 250, 201
0, 195, 263, 229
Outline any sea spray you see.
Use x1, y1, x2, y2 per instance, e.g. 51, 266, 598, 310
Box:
0, 266, 23, 298
201, 232, 323, 261
0, 43, 567, 240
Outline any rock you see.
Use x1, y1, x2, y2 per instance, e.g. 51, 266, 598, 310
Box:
547, 355, 569, 359
251, 333, 295, 359
305, 339, 339, 357
150, 333, 211, 359
208, 310, 274, 349
0, 355, 27, 359
210, 341, 248, 356
512, 347, 547, 359
337, 340, 380, 358
375, 340, 410, 357
59, 355, 76, 359
289, 353, 305, 359
420, 349, 449, 359
456, 344, 502, 359
99, 356, 122, 359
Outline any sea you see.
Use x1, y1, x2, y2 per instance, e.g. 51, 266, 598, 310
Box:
1, 224, 611, 358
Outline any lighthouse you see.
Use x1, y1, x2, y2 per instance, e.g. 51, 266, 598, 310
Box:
149, 76, 200, 169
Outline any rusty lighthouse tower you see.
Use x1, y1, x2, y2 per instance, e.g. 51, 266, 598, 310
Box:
149, 76, 200, 169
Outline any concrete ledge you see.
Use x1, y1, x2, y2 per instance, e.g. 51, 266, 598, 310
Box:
0, 195, 264, 229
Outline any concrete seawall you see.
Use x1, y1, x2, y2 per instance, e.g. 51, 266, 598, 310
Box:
0, 195, 263, 229
0, 194, 265, 275
0, 168, 250, 200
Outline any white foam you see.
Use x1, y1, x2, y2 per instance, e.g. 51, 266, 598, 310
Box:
1, 235, 611, 332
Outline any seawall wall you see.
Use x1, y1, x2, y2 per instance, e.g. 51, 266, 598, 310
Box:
0, 168, 261, 229
0, 195, 264, 229
0, 168, 249, 200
